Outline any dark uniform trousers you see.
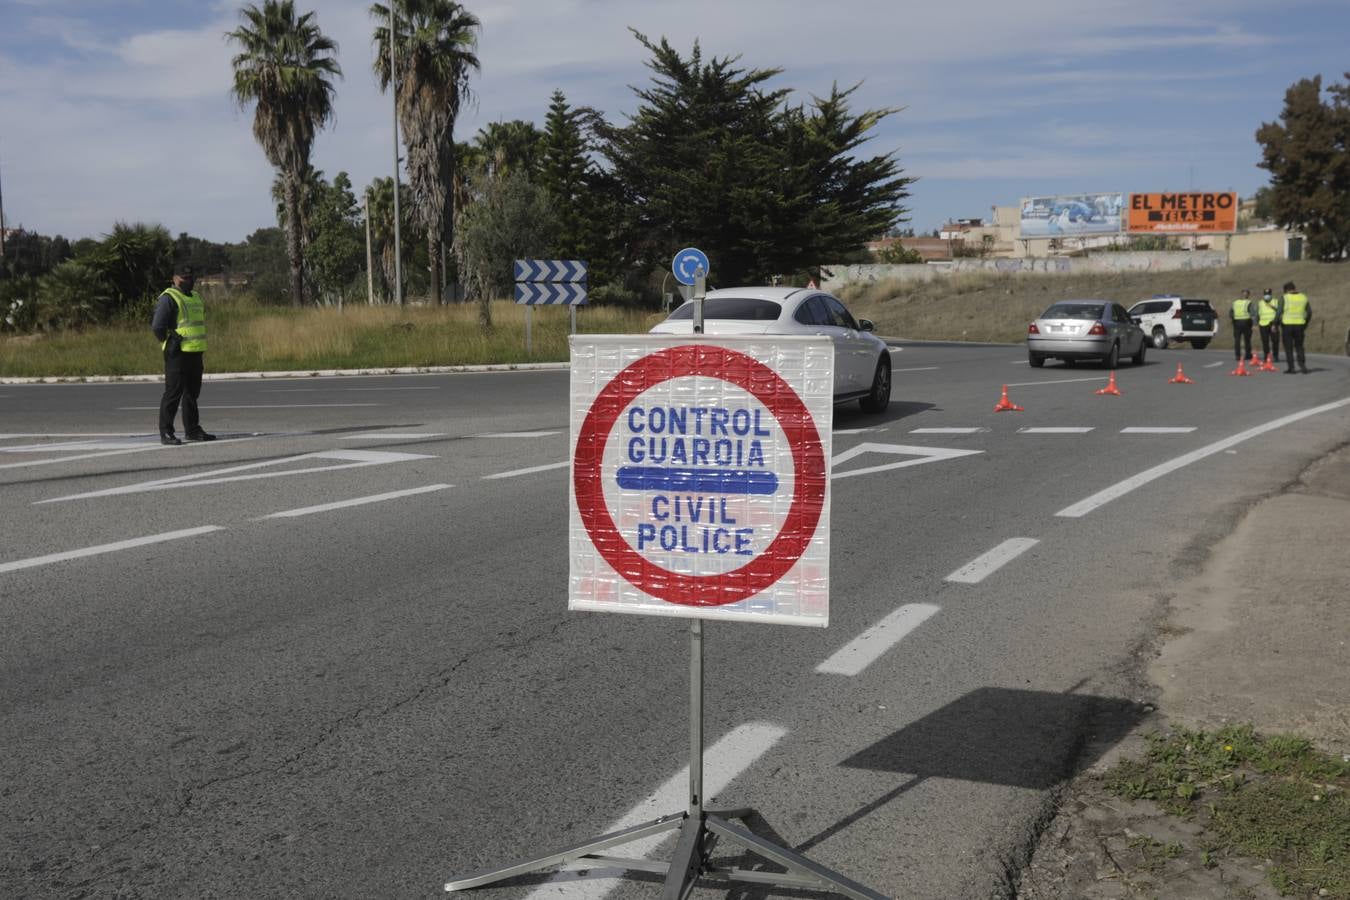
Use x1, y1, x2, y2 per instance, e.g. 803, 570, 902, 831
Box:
160, 349, 204, 435
1233, 321, 1253, 360
1283, 325, 1307, 371
1258, 324, 1280, 362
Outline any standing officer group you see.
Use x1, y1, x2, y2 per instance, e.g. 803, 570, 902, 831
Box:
151, 264, 216, 444
1233, 282, 1312, 374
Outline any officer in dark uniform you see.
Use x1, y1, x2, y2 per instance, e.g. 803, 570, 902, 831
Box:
1279, 280, 1312, 374
1230, 288, 1254, 362
151, 264, 216, 444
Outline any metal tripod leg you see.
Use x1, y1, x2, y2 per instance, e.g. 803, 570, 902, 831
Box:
444, 813, 685, 891
703, 814, 891, 900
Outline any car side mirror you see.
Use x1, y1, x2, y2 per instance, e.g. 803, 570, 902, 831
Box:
1131, 317, 1142, 325
858, 318, 875, 332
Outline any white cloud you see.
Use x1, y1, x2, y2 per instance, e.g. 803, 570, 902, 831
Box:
0, 0, 1340, 239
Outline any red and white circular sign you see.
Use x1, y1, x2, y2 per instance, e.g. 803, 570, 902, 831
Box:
569, 337, 833, 624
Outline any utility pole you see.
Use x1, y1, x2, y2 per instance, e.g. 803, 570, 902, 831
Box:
364, 190, 375, 305
0, 141, 7, 258
389, 2, 404, 306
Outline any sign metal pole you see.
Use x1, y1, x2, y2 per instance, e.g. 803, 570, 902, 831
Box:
525, 305, 532, 356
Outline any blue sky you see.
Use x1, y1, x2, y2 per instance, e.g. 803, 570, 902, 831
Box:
2, 0, 1349, 244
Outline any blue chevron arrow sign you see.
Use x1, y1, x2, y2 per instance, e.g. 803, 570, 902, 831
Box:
513, 281, 588, 306
514, 258, 588, 283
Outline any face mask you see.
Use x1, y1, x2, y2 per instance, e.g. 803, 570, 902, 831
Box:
180, 278, 195, 292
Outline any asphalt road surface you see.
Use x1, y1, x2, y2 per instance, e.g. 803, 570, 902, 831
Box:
3, 342, 1348, 899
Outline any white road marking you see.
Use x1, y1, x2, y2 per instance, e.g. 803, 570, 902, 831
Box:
1005, 376, 1107, 388
1204, 361, 1225, 368
833, 427, 878, 435
1057, 397, 1350, 518
339, 433, 446, 439
0, 433, 149, 438
832, 443, 983, 480
483, 461, 570, 480
909, 427, 984, 434
945, 538, 1040, 584
472, 431, 560, 438
516, 723, 786, 899
892, 366, 940, 373
37, 449, 435, 503
1120, 427, 1196, 434
0, 526, 223, 575
263, 387, 439, 392
0, 436, 259, 471
815, 604, 941, 676
1, 440, 155, 452
118, 404, 382, 409
1019, 427, 1094, 434
261, 484, 452, 519
1010, 360, 1029, 365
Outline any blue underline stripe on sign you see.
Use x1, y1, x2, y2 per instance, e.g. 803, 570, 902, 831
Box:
615, 467, 780, 494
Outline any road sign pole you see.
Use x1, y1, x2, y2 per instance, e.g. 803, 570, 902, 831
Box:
693, 266, 706, 334
570, 304, 576, 335
689, 619, 703, 817
525, 305, 532, 356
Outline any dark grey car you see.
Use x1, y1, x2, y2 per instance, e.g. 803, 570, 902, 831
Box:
1027, 299, 1147, 368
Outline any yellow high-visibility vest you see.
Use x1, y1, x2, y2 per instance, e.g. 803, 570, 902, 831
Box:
162, 287, 207, 352
1257, 299, 1278, 326
1281, 292, 1309, 326
1231, 298, 1253, 320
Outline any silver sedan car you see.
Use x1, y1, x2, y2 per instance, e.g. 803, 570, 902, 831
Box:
1027, 299, 1147, 368
649, 286, 892, 413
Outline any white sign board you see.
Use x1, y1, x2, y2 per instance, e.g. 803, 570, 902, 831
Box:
569, 335, 833, 627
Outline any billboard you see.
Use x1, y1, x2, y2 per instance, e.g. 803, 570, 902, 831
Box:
1019, 193, 1124, 238
1127, 192, 1238, 234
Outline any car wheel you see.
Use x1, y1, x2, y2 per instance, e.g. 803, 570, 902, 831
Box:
1029, 352, 1045, 368
1132, 339, 1147, 366
1151, 327, 1167, 349
859, 356, 891, 413
1104, 342, 1120, 369
1191, 339, 1210, 350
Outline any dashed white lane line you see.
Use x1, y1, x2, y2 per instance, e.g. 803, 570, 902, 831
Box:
0, 436, 260, 470
944, 538, 1040, 584
834, 427, 879, 435
1120, 427, 1196, 434
340, 433, 446, 439
815, 604, 941, 676
1204, 361, 1225, 368
118, 403, 382, 409
1057, 397, 1350, 518
1005, 376, 1107, 388
1, 440, 154, 452
0, 526, 223, 575
261, 484, 452, 519
472, 431, 560, 438
892, 366, 940, 373
910, 427, 984, 434
262, 387, 439, 392
0, 433, 149, 438
516, 723, 786, 899
1019, 427, 1094, 434
483, 461, 570, 480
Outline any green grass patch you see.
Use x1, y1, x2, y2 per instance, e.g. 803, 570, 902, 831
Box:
1104, 725, 1350, 898
0, 299, 664, 378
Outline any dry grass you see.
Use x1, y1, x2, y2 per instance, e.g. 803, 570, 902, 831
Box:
0, 299, 661, 377
837, 260, 1350, 354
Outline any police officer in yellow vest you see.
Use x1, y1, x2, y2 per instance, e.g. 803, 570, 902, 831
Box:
1257, 288, 1281, 365
151, 264, 215, 444
1279, 280, 1312, 375
1230, 288, 1254, 363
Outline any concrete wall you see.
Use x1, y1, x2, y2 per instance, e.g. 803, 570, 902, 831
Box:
822, 251, 1229, 289
1228, 230, 1293, 264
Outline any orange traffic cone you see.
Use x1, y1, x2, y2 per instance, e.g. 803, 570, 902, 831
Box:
1260, 353, 1278, 372
1168, 363, 1194, 384
993, 384, 1024, 412
1229, 358, 1251, 376
1096, 371, 1122, 396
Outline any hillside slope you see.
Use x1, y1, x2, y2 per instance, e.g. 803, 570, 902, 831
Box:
839, 261, 1348, 355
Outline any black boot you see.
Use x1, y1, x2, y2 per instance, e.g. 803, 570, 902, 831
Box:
160, 432, 182, 445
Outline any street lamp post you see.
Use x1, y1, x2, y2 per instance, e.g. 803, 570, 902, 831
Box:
389, 3, 403, 306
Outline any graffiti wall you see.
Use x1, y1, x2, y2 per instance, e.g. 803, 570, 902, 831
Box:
821, 252, 1229, 290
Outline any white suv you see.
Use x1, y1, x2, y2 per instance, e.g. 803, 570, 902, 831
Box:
1126, 295, 1219, 350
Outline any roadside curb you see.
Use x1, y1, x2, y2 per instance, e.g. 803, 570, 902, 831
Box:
0, 361, 570, 385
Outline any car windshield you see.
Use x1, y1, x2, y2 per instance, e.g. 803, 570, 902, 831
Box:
1041, 302, 1104, 320
666, 298, 782, 321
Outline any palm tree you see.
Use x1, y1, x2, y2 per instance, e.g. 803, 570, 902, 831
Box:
474, 120, 544, 180
372, 0, 480, 306
228, 1, 341, 307
365, 176, 411, 302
